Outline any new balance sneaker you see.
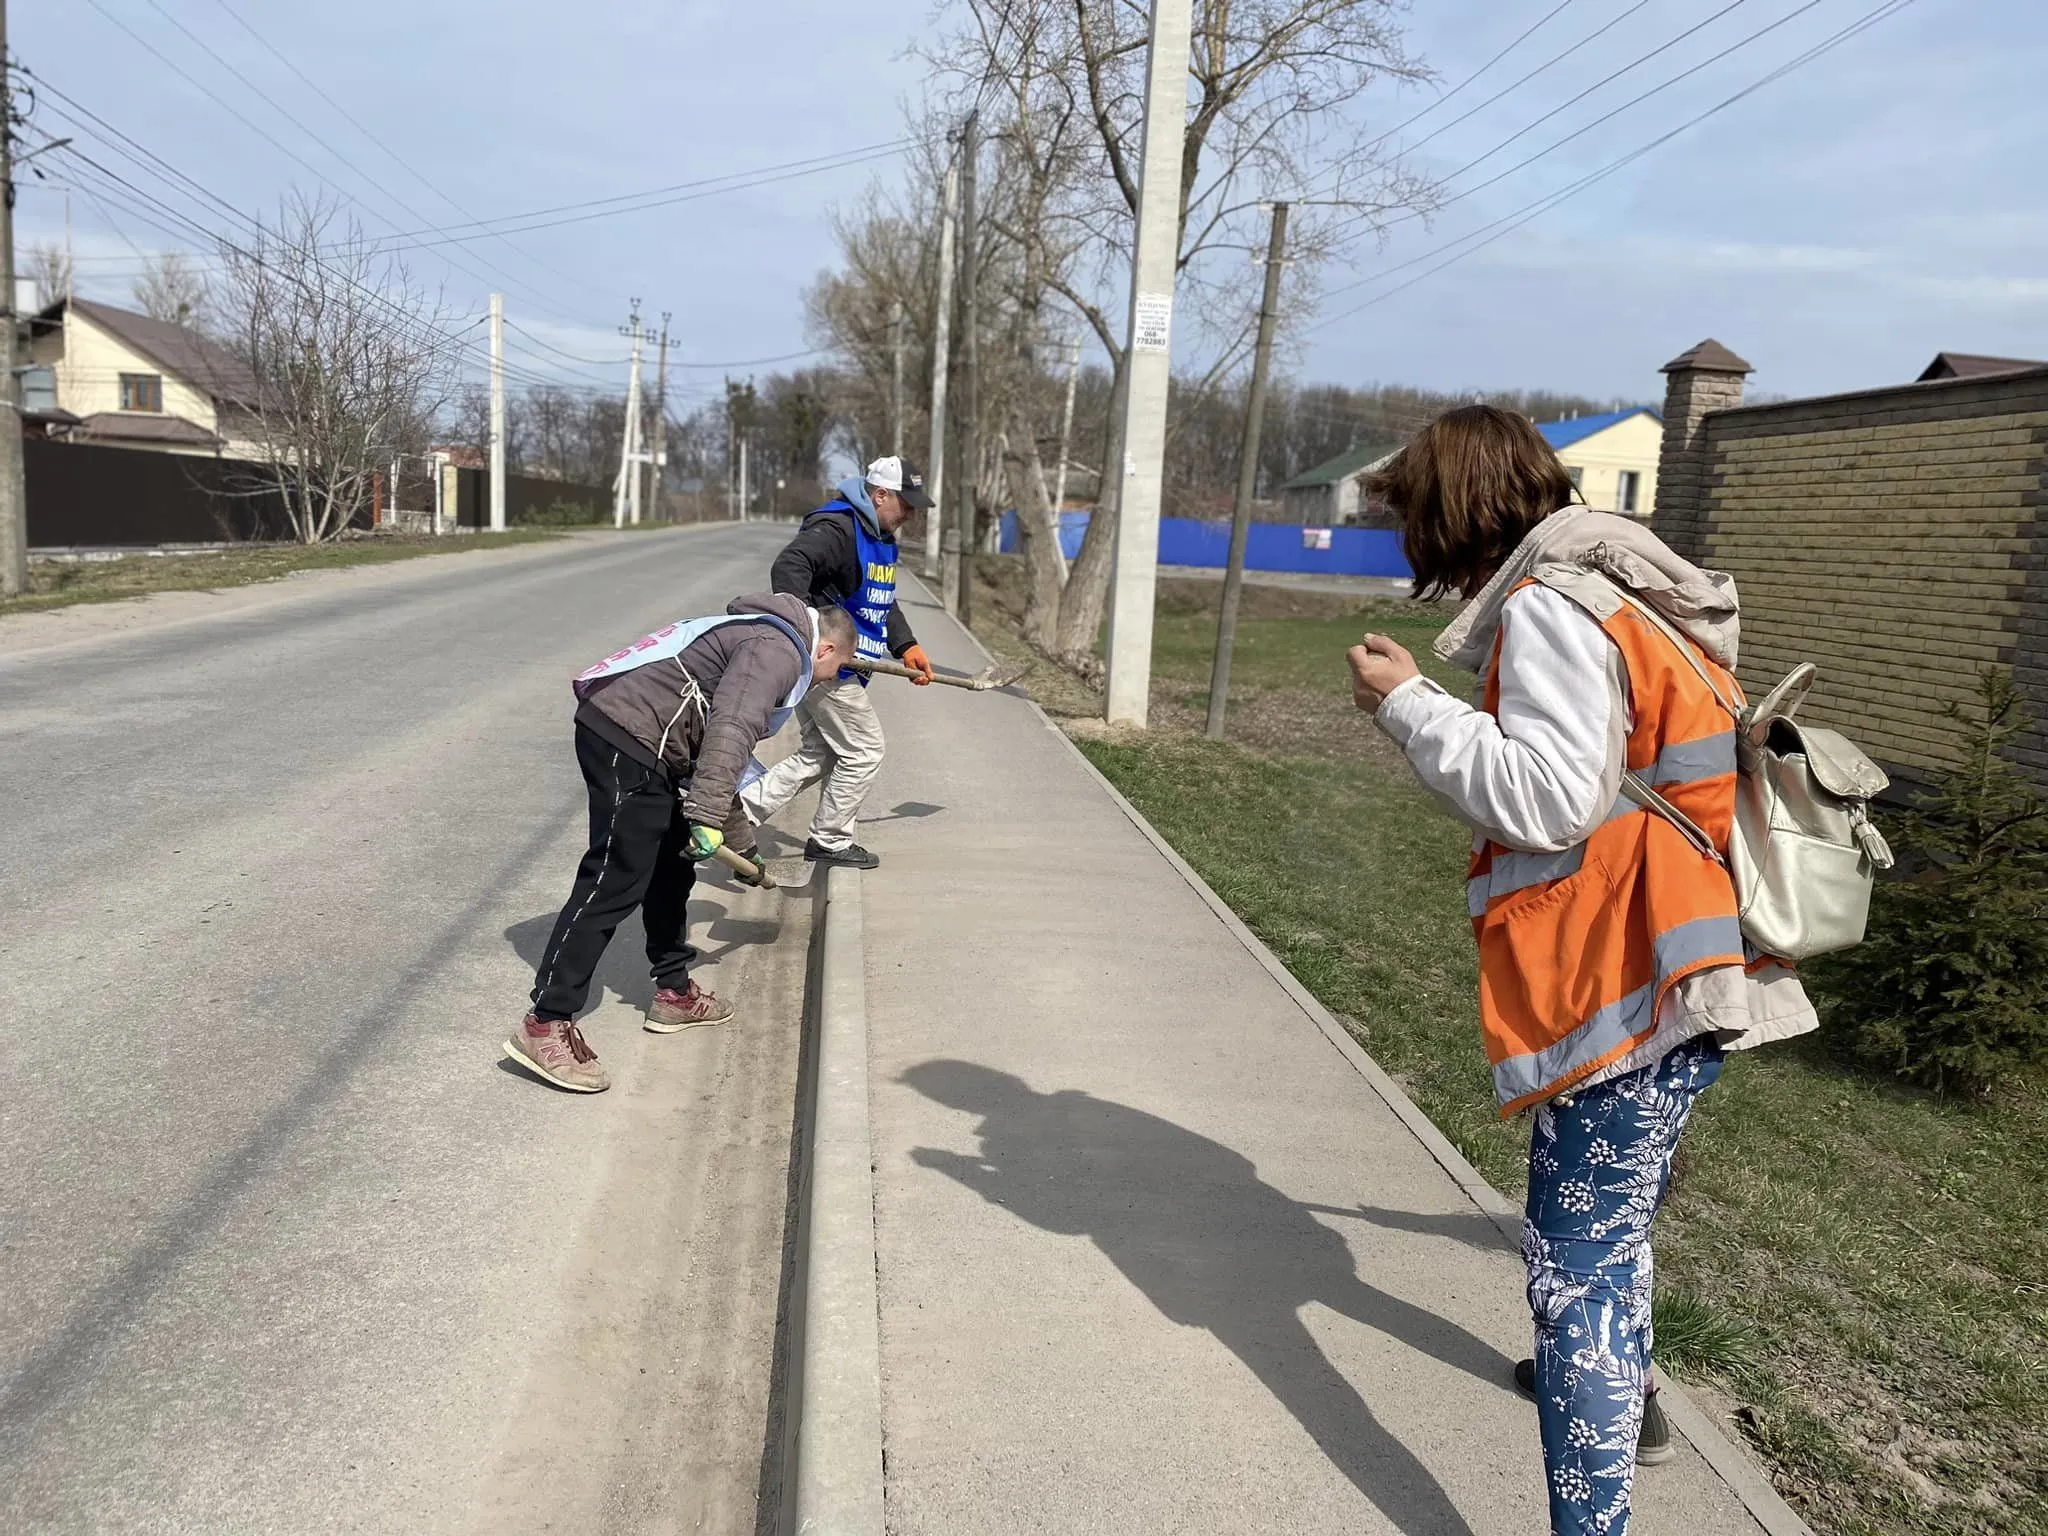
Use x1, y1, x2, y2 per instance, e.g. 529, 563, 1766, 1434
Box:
645, 980, 735, 1034
804, 839, 879, 869
504, 1014, 610, 1093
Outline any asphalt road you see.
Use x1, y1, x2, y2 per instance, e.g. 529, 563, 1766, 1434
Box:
0, 525, 811, 1534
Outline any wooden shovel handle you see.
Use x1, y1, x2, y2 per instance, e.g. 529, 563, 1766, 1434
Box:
850, 657, 989, 690
713, 843, 777, 889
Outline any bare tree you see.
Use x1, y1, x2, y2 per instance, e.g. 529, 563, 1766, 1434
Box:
25, 240, 70, 308
132, 251, 212, 329
923, 0, 1433, 663
218, 197, 452, 543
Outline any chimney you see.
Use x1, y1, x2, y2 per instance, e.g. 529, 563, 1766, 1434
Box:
1654, 339, 1752, 562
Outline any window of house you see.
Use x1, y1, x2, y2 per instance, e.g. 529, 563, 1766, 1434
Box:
120, 373, 164, 413
1617, 469, 1641, 515
1566, 465, 1584, 489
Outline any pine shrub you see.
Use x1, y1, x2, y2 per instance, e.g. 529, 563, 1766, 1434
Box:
1816, 670, 2048, 1095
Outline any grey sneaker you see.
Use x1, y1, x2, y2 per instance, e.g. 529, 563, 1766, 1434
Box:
1513, 1359, 1675, 1466
645, 980, 735, 1033
504, 1014, 610, 1093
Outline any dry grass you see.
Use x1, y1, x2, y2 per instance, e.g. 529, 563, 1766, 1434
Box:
1, 530, 560, 618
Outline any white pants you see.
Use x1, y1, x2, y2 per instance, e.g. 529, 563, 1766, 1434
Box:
740, 675, 885, 851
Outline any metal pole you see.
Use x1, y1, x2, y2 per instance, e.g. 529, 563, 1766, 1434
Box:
651, 311, 669, 522
948, 108, 980, 626
1205, 202, 1289, 740
924, 157, 958, 581
1104, 0, 1192, 726
889, 298, 905, 460
488, 294, 506, 533
1049, 334, 1081, 576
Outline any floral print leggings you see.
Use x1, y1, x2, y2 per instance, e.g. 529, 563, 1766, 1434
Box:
1523, 1035, 1724, 1536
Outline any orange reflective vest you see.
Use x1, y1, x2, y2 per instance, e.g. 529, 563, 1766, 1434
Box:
1470, 576, 1745, 1116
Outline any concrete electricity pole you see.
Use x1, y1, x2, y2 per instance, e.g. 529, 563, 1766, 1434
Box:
1049, 334, 1082, 576
923, 155, 959, 581
945, 108, 980, 625
488, 294, 507, 532
889, 298, 905, 459
738, 432, 750, 523
614, 301, 646, 528
1104, 0, 1193, 727
1205, 201, 1289, 741
650, 311, 670, 523
0, 2, 25, 599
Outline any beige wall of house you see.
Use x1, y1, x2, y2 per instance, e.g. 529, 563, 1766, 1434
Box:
1556, 411, 1662, 520
31, 310, 227, 456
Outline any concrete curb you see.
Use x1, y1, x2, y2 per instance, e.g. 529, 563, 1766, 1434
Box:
787, 864, 886, 1536
932, 585, 1813, 1536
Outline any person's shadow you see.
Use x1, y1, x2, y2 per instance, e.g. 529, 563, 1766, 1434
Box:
904, 1060, 1517, 1536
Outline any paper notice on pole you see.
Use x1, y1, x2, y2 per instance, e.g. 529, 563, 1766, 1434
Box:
1132, 291, 1173, 352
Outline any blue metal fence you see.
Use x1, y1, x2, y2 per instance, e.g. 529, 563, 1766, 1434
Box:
998, 509, 1411, 579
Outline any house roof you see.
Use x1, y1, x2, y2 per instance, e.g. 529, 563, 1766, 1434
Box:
50, 297, 263, 409
1916, 351, 2048, 382
72, 411, 224, 448
1281, 442, 1398, 491
1536, 406, 1660, 453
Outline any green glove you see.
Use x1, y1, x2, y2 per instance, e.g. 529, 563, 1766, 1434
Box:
684, 823, 725, 862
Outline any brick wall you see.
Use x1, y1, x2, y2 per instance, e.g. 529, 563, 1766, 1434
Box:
1668, 366, 2048, 785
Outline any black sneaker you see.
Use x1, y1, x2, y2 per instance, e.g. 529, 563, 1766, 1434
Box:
805, 839, 880, 869
1513, 1360, 1675, 1467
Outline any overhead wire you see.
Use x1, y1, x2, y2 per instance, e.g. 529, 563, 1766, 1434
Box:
1307, 0, 1919, 334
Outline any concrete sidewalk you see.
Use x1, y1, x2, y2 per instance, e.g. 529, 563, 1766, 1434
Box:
838, 585, 1798, 1535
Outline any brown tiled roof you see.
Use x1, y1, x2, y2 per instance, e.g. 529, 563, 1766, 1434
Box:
1916, 351, 2048, 382
66, 297, 264, 408
1660, 339, 1753, 375
73, 411, 224, 448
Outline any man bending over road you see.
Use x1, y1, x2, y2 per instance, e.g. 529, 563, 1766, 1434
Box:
506, 596, 858, 1094
740, 455, 936, 870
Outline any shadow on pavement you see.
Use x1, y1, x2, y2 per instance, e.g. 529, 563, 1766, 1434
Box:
505, 887, 771, 1016
1306, 1203, 1519, 1256
904, 1059, 1517, 1536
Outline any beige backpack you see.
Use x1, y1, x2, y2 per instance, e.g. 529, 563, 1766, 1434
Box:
1607, 587, 1896, 962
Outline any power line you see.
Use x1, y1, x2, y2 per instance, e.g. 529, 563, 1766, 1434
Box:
1322, 0, 1838, 301
1356, 0, 1590, 163
1308, 0, 1918, 333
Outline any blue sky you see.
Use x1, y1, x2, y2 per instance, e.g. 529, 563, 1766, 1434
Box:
17, 1, 2043, 409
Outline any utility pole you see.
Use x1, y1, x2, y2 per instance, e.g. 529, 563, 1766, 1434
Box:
614, 300, 646, 528
889, 298, 905, 460
923, 155, 959, 581
0, 1, 24, 598
946, 108, 980, 626
488, 294, 506, 532
1205, 202, 1289, 741
650, 311, 670, 523
738, 432, 750, 523
1049, 334, 1082, 575
1104, 0, 1194, 727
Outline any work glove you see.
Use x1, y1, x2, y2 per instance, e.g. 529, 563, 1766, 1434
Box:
901, 644, 935, 686
684, 823, 725, 862
728, 848, 770, 888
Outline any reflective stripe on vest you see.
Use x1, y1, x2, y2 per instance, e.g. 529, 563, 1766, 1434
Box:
1471, 582, 1745, 1116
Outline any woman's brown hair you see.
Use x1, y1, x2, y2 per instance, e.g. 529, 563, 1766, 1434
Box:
1369, 404, 1576, 600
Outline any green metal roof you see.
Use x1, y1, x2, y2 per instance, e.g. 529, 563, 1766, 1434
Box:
1281, 442, 1398, 491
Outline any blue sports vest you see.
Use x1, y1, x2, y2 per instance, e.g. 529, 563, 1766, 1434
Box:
817, 502, 898, 685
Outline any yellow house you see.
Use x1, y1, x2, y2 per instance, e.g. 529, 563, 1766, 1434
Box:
26, 297, 271, 459
1536, 406, 1661, 519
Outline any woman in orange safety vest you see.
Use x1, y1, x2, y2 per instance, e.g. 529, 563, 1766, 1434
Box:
1346, 406, 1814, 1536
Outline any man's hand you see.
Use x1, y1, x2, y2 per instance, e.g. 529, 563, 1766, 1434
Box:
1347, 634, 1421, 714
901, 644, 936, 686
684, 823, 725, 862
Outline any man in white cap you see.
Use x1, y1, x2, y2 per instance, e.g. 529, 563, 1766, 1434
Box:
743, 455, 936, 869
